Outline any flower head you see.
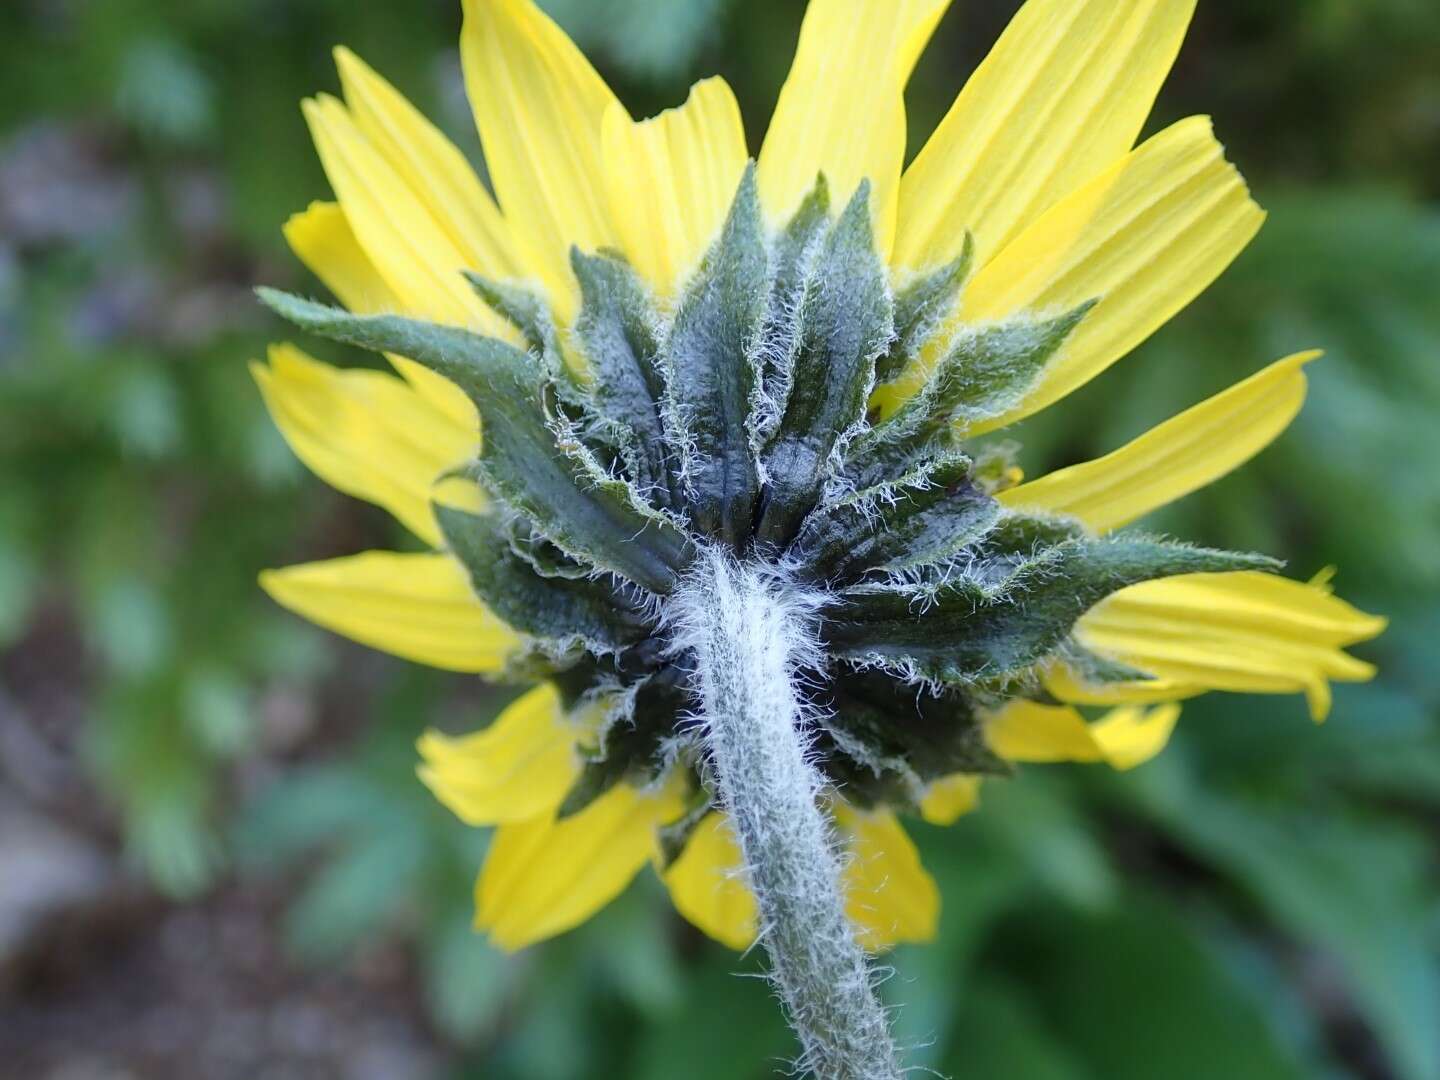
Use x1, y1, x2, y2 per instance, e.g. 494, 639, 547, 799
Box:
257, 0, 1384, 953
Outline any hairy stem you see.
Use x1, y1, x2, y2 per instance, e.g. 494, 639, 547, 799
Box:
673, 549, 902, 1080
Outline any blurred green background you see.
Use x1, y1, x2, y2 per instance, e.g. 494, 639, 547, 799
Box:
0, 0, 1436, 1077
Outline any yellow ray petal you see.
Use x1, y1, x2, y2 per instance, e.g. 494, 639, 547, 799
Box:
260, 551, 520, 674
1076, 571, 1385, 721
252, 344, 475, 546
986, 700, 1105, 763
334, 46, 522, 283
1000, 351, 1318, 531
460, 0, 624, 323
895, 0, 1196, 273
283, 201, 401, 314
601, 77, 749, 298
281, 201, 479, 430
302, 94, 490, 328
756, 0, 951, 257
418, 684, 579, 826
662, 812, 759, 951
1090, 703, 1182, 771
477, 776, 686, 951
1043, 661, 1203, 706
834, 804, 939, 950
919, 774, 983, 825
986, 699, 1179, 770
932, 117, 1262, 433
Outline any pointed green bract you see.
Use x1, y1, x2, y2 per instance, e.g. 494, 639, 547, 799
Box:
827, 536, 1281, 684
664, 165, 770, 547
257, 288, 690, 593
757, 182, 894, 546
850, 301, 1095, 489
568, 249, 676, 505
752, 174, 833, 448
462, 270, 560, 357
436, 504, 649, 656
876, 233, 974, 386
556, 673, 688, 818
791, 454, 999, 583
826, 671, 1010, 810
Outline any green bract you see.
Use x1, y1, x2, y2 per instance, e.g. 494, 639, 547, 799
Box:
260, 165, 1276, 825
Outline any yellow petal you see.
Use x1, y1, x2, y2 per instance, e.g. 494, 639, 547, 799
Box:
986, 699, 1178, 769
895, 0, 1196, 273
834, 804, 939, 950
919, 774, 983, 825
1000, 351, 1318, 531
477, 776, 686, 951
986, 700, 1105, 763
1043, 661, 1203, 706
281, 201, 478, 430
252, 344, 476, 546
460, 0, 624, 323
334, 46, 522, 283
302, 94, 490, 328
1077, 571, 1386, 721
936, 116, 1262, 433
662, 813, 759, 951
260, 551, 520, 674
418, 684, 578, 826
601, 77, 749, 298
1089, 703, 1182, 771
757, 0, 951, 257
283, 201, 401, 314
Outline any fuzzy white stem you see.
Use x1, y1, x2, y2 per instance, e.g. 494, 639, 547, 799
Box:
672, 549, 902, 1080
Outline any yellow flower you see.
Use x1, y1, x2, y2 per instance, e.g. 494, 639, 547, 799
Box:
256, 0, 1384, 956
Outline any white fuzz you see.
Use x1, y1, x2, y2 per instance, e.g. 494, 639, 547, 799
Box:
669, 549, 903, 1080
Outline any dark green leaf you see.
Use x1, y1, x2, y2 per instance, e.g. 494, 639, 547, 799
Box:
1009, 895, 1313, 1080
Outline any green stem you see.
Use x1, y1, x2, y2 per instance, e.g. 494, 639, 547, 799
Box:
674, 549, 902, 1080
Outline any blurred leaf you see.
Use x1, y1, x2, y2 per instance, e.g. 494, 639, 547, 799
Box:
632, 952, 789, 1080
423, 911, 512, 1044
999, 895, 1313, 1080
115, 37, 216, 146
284, 820, 426, 961
110, 365, 182, 459
975, 776, 1118, 912
940, 976, 1090, 1080
235, 765, 391, 866
89, 578, 172, 676
1127, 758, 1440, 1080
182, 665, 252, 756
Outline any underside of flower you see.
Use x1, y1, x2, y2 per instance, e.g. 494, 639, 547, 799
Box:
252, 1, 1394, 1073
260, 165, 1274, 833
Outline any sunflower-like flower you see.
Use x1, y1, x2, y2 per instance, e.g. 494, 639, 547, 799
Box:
256, 0, 1384, 1072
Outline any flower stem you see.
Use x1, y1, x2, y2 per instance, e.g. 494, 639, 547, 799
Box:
673, 550, 902, 1080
